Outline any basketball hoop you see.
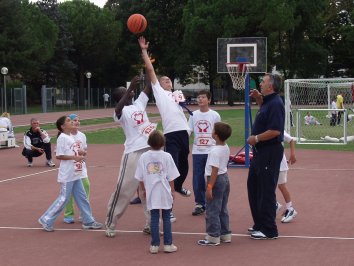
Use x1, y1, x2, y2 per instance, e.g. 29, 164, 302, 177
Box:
226, 62, 251, 90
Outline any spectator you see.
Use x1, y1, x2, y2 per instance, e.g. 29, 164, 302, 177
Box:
22, 118, 55, 167
304, 112, 322, 125
103, 93, 110, 108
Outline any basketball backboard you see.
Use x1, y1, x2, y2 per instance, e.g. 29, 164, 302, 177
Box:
217, 37, 267, 73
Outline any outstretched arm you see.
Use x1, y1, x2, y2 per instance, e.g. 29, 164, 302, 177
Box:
138, 36, 157, 85
143, 73, 152, 96
115, 76, 140, 118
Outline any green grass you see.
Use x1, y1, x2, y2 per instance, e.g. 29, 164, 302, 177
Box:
33, 109, 353, 151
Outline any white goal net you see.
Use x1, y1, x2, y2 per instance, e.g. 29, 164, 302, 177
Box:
285, 78, 354, 144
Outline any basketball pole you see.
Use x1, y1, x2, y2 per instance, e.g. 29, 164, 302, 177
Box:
244, 72, 251, 167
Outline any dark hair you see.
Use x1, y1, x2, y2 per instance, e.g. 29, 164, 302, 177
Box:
214, 122, 232, 142
197, 90, 211, 100
147, 130, 165, 150
56, 116, 67, 138
112, 86, 126, 102
266, 73, 282, 93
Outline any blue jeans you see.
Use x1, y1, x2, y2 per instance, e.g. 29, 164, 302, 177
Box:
150, 209, 172, 246
39, 179, 95, 227
205, 173, 231, 237
192, 154, 208, 207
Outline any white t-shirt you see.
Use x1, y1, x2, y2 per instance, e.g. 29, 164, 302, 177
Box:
56, 133, 84, 183
103, 93, 109, 102
151, 81, 190, 134
134, 150, 179, 210
0, 117, 14, 137
331, 101, 337, 114
114, 92, 156, 154
188, 109, 221, 154
204, 144, 230, 176
71, 131, 88, 178
280, 131, 293, 172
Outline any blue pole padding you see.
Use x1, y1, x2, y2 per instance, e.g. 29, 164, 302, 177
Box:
244, 73, 250, 167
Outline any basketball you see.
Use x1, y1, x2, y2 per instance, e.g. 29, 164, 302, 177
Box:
127, 14, 147, 34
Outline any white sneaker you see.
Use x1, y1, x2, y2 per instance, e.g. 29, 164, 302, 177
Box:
46, 160, 55, 167
105, 227, 116, 237
163, 244, 177, 253
276, 202, 282, 214
170, 212, 176, 223
281, 208, 298, 223
150, 245, 159, 254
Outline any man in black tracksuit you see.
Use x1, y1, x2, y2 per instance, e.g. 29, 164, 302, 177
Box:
247, 73, 284, 239
22, 118, 55, 167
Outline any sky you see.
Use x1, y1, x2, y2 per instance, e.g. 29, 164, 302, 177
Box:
32, 0, 106, 8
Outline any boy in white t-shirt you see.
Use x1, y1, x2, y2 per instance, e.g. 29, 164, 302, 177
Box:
277, 131, 297, 223
139, 37, 191, 222
135, 130, 179, 254
198, 122, 232, 246
188, 90, 221, 216
105, 76, 155, 238
63, 114, 90, 224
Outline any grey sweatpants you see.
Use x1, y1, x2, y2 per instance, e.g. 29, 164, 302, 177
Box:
105, 147, 150, 230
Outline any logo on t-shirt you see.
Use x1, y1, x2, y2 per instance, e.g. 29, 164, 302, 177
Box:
132, 111, 144, 125
147, 162, 163, 174
196, 120, 210, 133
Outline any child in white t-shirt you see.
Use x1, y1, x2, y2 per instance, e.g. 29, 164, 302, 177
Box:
276, 131, 297, 223
139, 37, 191, 223
63, 114, 90, 224
188, 90, 221, 216
135, 130, 179, 254
38, 116, 102, 232
198, 122, 232, 246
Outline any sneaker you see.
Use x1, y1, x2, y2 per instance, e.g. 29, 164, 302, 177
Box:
46, 160, 55, 167
150, 245, 159, 254
281, 208, 298, 223
250, 231, 278, 240
27, 160, 33, 167
105, 227, 116, 237
82, 221, 103, 230
276, 202, 282, 213
247, 227, 256, 234
130, 197, 141, 204
143, 225, 151, 235
63, 217, 74, 224
197, 239, 220, 246
170, 212, 176, 223
220, 234, 232, 243
38, 218, 54, 232
192, 205, 205, 216
163, 244, 177, 253
178, 188, 191, 197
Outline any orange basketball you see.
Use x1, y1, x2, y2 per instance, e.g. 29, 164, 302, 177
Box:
127, 14, 147, 34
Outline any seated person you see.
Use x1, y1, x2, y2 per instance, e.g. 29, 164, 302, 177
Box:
0, 112, 14, 138
22, 118, 55, 167
304, 112, 322, 125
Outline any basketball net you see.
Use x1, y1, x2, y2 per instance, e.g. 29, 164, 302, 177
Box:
226, 62, 251, 90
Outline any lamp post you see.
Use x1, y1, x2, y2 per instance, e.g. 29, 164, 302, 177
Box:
1, 67, 8, 113
86, 72, 91, 108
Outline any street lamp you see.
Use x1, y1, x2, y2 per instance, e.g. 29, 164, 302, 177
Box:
85, 72, 91, 108
1, 67, 8, 113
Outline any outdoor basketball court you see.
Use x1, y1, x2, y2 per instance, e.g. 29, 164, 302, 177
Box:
1, 144, 354, 265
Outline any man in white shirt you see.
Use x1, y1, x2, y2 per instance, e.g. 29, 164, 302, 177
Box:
103, 93, 110, 108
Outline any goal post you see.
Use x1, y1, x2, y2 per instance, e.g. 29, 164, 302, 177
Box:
285, 78, 354, 144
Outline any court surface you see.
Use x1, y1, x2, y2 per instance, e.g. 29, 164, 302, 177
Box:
1, 144, 354, 266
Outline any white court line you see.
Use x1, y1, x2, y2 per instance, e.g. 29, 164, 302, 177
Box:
1, 226, 354, 240
291, 168, 354, 171
0, 165, 118, 184
0, 168, 58, 184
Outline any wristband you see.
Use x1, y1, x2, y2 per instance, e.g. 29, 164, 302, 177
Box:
207, 184, 213, 190
255, 135, 259, 143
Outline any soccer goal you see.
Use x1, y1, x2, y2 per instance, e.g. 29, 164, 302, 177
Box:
284, 78, 354, 144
